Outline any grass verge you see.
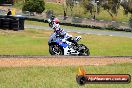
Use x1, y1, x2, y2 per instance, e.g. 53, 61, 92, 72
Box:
25, 21, 125, 32
0, 63, 131, 88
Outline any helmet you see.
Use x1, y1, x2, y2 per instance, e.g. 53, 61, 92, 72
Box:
56, 29, 66, 37
52, 18, 60, 24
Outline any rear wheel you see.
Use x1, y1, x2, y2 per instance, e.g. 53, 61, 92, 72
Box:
78, 44, 90, 56
49, 44, 64, 55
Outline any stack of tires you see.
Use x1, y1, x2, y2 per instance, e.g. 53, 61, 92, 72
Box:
0, 15, 25, 31
0, 18, 10, 29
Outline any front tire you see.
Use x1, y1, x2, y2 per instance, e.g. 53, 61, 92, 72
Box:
49, 44, 64, 55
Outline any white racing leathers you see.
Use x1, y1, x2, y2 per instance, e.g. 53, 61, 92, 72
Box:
48, 29, 72, 44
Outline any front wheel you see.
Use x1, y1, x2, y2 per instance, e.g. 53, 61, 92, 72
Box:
49, 44, 64, 55
78, 44, 90, 56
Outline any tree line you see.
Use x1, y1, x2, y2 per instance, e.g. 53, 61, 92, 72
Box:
21, 0, 132, 28
22, 0, 132, 15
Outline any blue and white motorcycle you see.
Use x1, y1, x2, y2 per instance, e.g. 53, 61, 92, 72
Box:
48, 33, 90, 56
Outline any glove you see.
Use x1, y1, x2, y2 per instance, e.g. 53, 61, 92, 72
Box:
56, 34, 60, 37
47, 19, 51, 23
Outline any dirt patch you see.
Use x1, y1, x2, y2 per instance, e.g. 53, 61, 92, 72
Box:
0, 57, 132, 67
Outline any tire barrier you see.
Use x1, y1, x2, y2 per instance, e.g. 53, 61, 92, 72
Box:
0, 15, 25, 31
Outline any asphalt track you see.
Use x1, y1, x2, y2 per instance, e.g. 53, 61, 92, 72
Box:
0, 56, 132, 67
25, 25, 132, 38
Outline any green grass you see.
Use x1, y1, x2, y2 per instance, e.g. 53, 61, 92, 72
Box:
92, 7, 131, 22
0, 28, 132, 56
45, 2, 64, 15
80, 34, 132, 56
25, 21, 48, 27
0, 29, 50, 55
0, 63, 132, 88
13, 0, 24, 9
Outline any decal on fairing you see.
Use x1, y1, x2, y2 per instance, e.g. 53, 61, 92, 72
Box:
56, 40, 68, 48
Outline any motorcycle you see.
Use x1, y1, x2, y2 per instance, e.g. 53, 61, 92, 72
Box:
48, 33, 90, 56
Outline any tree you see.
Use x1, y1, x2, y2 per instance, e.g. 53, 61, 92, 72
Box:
101, 0, 120, 19
81, 0, 106, 19
65, 0, 75, 16
120, 0, 132, 14
120, 0, 132, 29
81, 0, 93, 15
22, 0, 45, 14
81, 0, 120, 20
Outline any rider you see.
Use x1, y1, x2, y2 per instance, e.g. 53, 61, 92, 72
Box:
48, 17, 74, 43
